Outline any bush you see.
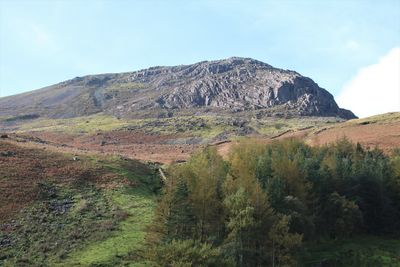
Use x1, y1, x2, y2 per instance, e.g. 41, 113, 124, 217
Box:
148, 239, 233, 267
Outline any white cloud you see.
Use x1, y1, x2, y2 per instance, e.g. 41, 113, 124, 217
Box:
337, 47, 400, 118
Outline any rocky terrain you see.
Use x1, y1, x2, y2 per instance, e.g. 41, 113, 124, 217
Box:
0, 57, 355, 120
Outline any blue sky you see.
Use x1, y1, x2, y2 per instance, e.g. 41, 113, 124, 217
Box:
0, 0, 399, 116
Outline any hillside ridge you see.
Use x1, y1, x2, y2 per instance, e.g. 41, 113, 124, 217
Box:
0, 57, 356, 119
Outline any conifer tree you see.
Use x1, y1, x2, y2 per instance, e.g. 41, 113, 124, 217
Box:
165, 180, 197, 241
269, 215, 302, 267
223, 187, 256, 267
185, 147, 227, 241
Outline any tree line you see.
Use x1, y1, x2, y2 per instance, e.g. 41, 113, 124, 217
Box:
144, 138, 400, 266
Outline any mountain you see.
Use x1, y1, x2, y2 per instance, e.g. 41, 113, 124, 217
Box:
0, 57, 356, 120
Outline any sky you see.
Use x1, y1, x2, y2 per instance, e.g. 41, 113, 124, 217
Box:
0, 0, 399, 117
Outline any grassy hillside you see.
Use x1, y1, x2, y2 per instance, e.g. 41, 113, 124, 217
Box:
306, 112, 400, 152
1, 113, 341, 140
1, 112, 400, 266
0, 140, 161, 266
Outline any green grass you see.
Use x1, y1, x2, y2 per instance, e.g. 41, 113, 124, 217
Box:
15, 114, 237, 139
63, 188, 156, 266
4, 114, 40, 122
61, 157, 159, 266
299, 236, 400, 267
8, 110, 357, 141
0, 155, 160, 267
1, 185, 117, 266
17, 114, 130, 134
104, 82, 147, 92
249, 116, 340, 136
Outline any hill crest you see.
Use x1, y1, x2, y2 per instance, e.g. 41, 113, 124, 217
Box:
0, 57, 356, 119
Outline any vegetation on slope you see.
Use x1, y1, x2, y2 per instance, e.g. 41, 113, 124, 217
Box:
0, 141, 161, 266
145, 138, 400, 266
3, 113, 341, 141
2, 123, 400, 266
309, 112, 400, 134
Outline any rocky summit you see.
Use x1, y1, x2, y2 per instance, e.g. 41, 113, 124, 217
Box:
0, 57, 356, 119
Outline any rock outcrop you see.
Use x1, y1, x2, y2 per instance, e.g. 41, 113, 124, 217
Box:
0, 57, 356, 119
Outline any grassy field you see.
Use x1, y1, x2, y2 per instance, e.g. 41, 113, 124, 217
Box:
9, 114, 237, 138
15, 114, 131, 134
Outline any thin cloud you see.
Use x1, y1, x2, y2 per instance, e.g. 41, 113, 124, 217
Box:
12, 18, 60, 53
345, 40, 360, 50
28, 23, 59, 52
30, 24, 53, 47
337, 47, 400, 118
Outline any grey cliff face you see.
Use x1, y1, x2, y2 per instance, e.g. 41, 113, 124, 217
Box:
0, 57, 356, 119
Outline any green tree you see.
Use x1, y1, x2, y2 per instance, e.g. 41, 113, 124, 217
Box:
223, 187, 256, 267
268, 215, 303, 267
165, 180, 197, 241
148, 239, 233, 267
185, 147, 227, 241
318, 192, 362, 238
226, 141, 277, 265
